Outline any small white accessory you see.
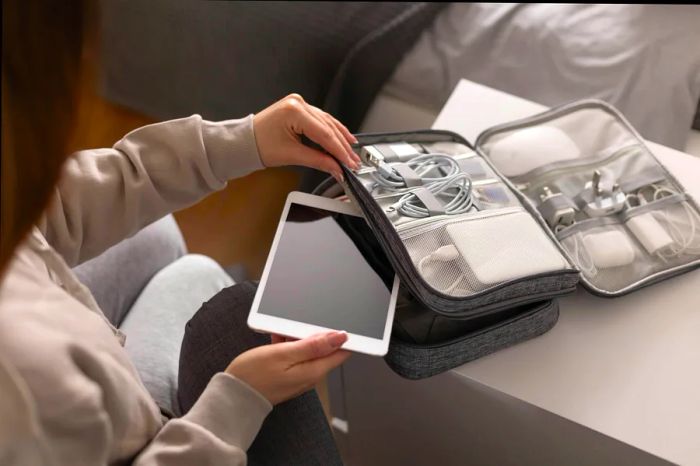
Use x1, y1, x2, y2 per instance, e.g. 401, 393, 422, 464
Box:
360, 143, 419, 164
538, 186, 577, 229
580, 230, 636, 270
624, 184, 700, 259
487, 126, 581, 177
581, 169, 626, 217
626, 213, 674, 255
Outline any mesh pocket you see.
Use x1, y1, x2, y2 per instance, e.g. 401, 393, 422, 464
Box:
521, 145, 666, 207
556, 192, 700, 293
472, 181, 520, 210
559, 221, 652, 292
629, 198, 700, 267
455, 155, 499, 182
420, 141, 473, 156
481, 106, 639, 178
400, 209, 569, 297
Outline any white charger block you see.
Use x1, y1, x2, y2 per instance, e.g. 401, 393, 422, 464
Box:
445, 211, 568, 286
582, 229, 636, 269
487, 126, 581, 177
625, 212, 674, 255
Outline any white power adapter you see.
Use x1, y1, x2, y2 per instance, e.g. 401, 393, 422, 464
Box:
626, 213, 674, 255
445, 211, 568, 286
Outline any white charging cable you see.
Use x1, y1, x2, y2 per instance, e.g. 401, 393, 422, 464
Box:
370, 153, 460, 190
361, 148, 475, 218
388, 173, 474, 218
569, 232, 598, 277
417, 245, 465, 293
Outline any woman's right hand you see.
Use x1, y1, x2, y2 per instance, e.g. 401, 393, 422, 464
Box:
225, 331, 350, 405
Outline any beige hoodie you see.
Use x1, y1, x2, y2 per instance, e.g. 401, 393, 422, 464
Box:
0, 115, 274, 465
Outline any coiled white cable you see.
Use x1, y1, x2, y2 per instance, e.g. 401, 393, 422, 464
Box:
362, 149, 475, 218
417, 245, 468, 294
388, 173, 474, 218
370, 153, 460, 190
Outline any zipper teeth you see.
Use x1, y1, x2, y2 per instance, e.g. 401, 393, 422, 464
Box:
520, 144, 640, 191
396, 206, 523, 238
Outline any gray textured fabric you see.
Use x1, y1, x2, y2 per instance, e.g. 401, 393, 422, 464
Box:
385, 300, 559, 379
120, 254, 234, 417
72, 215, 187, 326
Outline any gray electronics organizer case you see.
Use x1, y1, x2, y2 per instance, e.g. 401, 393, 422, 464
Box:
319, 99, 700, 380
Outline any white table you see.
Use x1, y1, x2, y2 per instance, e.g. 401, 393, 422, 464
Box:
331, 79, 700, 466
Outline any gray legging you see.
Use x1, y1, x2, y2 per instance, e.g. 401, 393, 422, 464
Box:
179, 280, 343, 466
73, 215, 342, 465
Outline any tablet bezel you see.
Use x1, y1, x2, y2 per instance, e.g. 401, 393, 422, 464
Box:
247, 191, 399, 356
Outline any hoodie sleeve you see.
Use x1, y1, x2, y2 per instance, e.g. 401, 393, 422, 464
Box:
38, 114, 264, 266
134, 373, 272, 465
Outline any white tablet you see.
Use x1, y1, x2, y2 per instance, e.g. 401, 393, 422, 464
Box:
248, 191, 399, 356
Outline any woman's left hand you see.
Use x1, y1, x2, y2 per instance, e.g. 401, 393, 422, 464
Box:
253, 93, 361, 183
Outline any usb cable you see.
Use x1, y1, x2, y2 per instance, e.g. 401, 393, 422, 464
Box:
388, 172, 473, 218
360, 147, 474, 218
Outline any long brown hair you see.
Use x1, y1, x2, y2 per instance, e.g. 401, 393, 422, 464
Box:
1, 1, 84, 273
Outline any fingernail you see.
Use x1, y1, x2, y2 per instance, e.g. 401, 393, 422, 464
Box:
350, 135, 358, 144
327, 331, 347, 348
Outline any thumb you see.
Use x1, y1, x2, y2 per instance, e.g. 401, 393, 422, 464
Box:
280, 331, 348, 363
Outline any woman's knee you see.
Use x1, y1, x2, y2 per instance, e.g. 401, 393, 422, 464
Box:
166, 254, 232, 283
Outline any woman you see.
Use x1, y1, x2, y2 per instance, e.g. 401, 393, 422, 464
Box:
1, 2, 360, 464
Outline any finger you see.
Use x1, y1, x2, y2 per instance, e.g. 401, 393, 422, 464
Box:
293, 107, 358, 169
285, 142, 344, 182
307, 105, 360, 166
271, 334, 285, 344
280, 331, 348, 363
304, 106, 359, 169
323, 113, 361, 167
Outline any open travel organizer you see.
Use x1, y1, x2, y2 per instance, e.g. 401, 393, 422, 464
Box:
316, 100, 700, 379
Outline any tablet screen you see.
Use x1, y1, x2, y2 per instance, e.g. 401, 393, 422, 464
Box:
256, 202, 394, 339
